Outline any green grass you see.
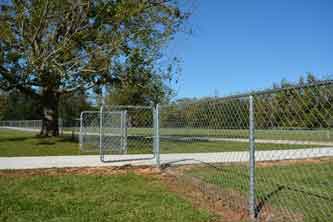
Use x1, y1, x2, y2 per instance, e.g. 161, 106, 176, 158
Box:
187, 160, 333, 222
160, 140, 315, 153
158, 128, 333, 142
67, 127, 333, 142
0, 173, 217, 222
0, 129, 81, 156
0, 129, 322, 157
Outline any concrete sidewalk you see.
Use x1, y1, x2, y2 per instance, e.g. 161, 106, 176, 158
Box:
1, 147, 332, 170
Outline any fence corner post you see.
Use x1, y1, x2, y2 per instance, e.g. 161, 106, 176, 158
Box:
154, 104, 160, 168
249, 95, 256, 220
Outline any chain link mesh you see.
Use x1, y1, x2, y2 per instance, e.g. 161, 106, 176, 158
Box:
159, 83, 333, 222
101, 111, 126, 154
80, 111, 100, 152
101, 106, 154, 155
253, 83, 333, 221
0, 119, 80, 139
0, 120, 42, 129
159, 97, 251, 216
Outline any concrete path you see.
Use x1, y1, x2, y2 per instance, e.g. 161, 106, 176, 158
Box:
1, 127, 333, 170
1, 147, 332, 170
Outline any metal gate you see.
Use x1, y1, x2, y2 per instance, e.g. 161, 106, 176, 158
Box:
80, 111, 100, 152
80, 105, 159, 164
101, 111, 127, 155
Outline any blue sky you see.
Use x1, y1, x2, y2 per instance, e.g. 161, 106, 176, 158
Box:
169, 0, 333, 98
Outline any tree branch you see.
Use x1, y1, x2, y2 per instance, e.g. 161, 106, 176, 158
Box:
0, 66, 40, 99
31, 0, 49, 44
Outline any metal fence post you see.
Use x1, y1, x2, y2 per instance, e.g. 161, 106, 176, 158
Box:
79, 112, 83, 151
123, 110, 128, 154
154, 104, 160, 167
249, 95, 256, 220
100, 106, 104, 162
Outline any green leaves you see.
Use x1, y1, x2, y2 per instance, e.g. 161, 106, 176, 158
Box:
106, 46, 174, 106
0, 0, 189, 100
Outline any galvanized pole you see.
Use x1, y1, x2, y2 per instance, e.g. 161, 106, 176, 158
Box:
154, 104, 160, 167
79, 112, 83, 151
249, 95, 256, 220
99, 106, 104, 162
123, 110, 128, 154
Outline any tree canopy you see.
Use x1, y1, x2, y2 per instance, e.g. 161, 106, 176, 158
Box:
106, 48, 174, 106
0, 0, 190, 135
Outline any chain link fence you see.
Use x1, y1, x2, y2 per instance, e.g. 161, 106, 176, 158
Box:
101, 105, 156, 162
0, 119, 81, 138
158, 82, 333, 222
251, 83, 333, 221
80, 106, 157, 162
80, 111, 101, 152
159, 95, 252, 219
0, 120, 42, 129
3, 81, 328, 221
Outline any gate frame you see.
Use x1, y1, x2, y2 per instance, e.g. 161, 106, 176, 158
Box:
98, 110, 127, 156
79, 110, 101, 152
98, 105, 160, 165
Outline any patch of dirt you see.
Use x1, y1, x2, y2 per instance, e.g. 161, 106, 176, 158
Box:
0, 165, 161, 177
159, 165, 307, 222
158, 167, 249, 222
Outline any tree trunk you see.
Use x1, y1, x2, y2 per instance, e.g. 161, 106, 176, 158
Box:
40, 91, 60, 136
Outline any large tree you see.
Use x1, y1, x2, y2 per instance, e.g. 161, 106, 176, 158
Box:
0, 0, 189, 136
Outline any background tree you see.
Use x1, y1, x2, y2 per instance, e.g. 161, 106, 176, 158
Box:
0, 90, 8, 120
0, 0, 190, 136
1, 90, 41, 120
106, 48, 174, 106
161, 74, 333, 131
59, 89, 94, 123
0, 89, 93, 123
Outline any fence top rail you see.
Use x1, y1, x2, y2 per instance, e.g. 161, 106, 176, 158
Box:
160, 80, 333, 107
81, 111, 100, 114
0, 119, 42, 122
102, 105, 154, 110
221, 80, 333, 100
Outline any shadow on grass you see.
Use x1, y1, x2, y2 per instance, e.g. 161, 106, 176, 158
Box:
58, 136, 78, 143
36, 141, 56, 145
0, 134, 79, 145
255, 183, 333, 218
0, 137, 30, 142
34, 134, 79, 143
255, 185, 285, 218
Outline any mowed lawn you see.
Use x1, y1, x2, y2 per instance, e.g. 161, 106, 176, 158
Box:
0, 129, 320, 157
0, 129, 82, 156
100, 127, 333, 142
187, 160, 333, 222
0, 172, 217, 222
50, 127, 333, 142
